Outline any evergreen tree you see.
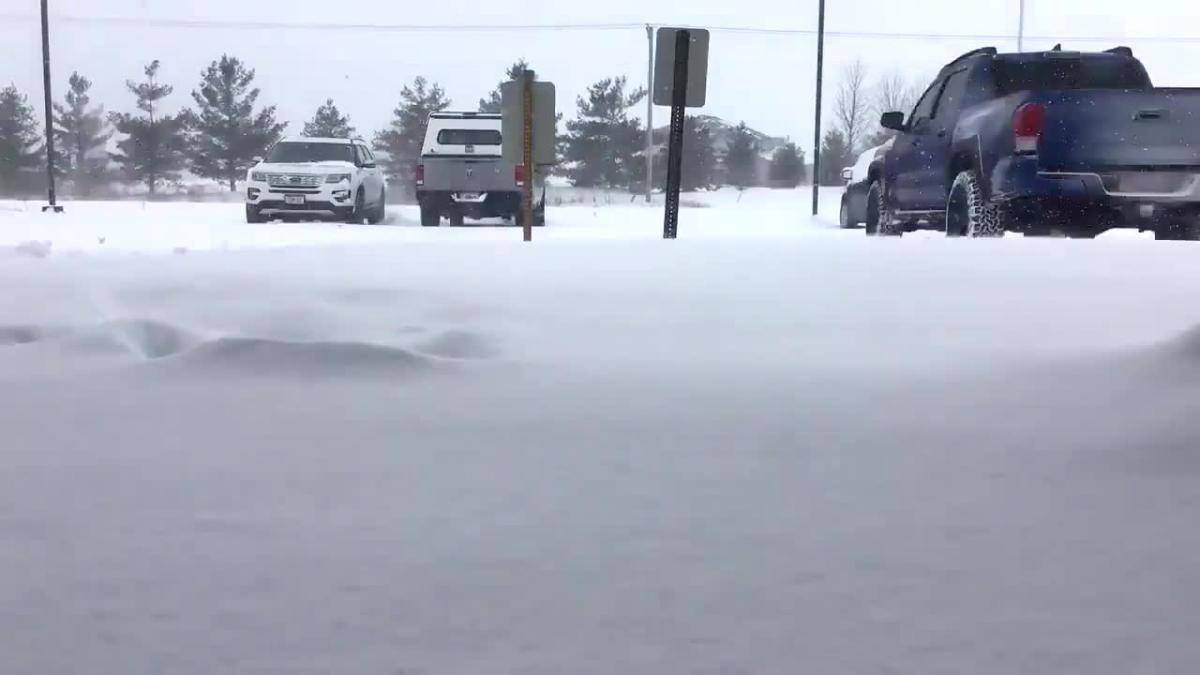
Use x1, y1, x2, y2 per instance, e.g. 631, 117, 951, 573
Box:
562, 76, 646, 190
768, 142, 805, 187
818, 129, 852, 186
185, 55, 286, 191
303, 98, 355, 138
681, 116, 717, 191
656, 116, 719, 191
53, 72, 111, 194
373, 76, 451, 188
0, 85, 43, 194
109, 60, 189, 195
478, 59, 529, 113
724, 121, 759, 189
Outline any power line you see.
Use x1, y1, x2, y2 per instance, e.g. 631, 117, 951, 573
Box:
0, 14, 643, 32
5, 13, 1200, 44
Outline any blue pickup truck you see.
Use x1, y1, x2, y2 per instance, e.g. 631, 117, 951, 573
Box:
867, 46, 1200, 240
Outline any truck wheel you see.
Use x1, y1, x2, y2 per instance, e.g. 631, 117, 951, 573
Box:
420, 204, 439, 227
449, 209, 464, 227
1155, 221, 1200, 241
865, 180, 900, 236
839, 198, 853, 229
345, 190, 365, 225
946, 170, 1004, 238
245, 204, 266, 224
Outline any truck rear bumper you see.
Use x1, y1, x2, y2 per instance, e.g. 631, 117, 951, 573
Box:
991, 156, 1200, 228
418, 190, 530, 219
993, 156, 1200, 205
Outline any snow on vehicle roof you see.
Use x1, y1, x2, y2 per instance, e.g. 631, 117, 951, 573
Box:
431, 111, 501, 119
280, 137, 360, 144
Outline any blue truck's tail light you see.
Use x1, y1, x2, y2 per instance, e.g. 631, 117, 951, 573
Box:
1014, 103, 1045, 154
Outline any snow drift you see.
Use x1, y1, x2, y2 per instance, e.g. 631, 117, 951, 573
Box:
1, 205, 1199, 674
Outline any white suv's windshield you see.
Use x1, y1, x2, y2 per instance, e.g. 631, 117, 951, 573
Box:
266, 142, 354, 163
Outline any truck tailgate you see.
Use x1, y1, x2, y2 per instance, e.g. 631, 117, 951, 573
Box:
421, 156, 516, 193
1037, 88, 1200, 171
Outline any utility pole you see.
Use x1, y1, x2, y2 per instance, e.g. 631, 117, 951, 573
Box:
811, 0, 825, 216
1017, 0, 1026, 51
645, 24, 654, 203
40, 0, 63, 213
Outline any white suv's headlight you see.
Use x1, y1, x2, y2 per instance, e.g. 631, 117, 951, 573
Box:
326, 173, 351, 184
251, 171, 266, 182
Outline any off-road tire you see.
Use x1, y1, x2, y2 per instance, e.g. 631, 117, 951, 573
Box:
946, 170, 1005, 238
866, 180, 901, 236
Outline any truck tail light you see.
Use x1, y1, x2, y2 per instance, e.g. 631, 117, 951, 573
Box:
1013, 103, 1044, 154
415, 164, 425, 187
514, 164, 527, 187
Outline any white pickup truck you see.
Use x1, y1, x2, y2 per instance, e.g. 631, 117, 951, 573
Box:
415, 112, 545, 227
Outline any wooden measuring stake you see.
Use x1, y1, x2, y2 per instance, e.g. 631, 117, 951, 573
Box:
521, 70, 534, 242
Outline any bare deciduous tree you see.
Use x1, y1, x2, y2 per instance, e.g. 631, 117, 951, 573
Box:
834, 59, 870, 158
874, 71, 922, 119
863, 71, 923, 148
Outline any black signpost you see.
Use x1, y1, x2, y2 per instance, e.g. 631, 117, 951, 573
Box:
654, 27, 709, 240
40, 0, 62, 213
811, 0, 825, 217
662, 30, 691, 240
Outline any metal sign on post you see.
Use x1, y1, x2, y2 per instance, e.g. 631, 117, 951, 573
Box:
501, 74, 556, 241
501, 78, 556, 165
654, 27, 709, 239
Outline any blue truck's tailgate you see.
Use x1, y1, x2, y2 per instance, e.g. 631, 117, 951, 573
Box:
1035, 88, 1200, 171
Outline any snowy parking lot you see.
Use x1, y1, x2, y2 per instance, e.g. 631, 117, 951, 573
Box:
3, 191, 1200, 674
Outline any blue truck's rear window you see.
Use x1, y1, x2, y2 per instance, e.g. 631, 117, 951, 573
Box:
994, 57, 1151, 93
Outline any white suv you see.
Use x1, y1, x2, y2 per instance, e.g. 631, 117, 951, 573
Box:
245, 137, 387, 224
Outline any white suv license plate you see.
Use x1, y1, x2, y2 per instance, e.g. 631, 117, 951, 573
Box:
284, 195, 305, 206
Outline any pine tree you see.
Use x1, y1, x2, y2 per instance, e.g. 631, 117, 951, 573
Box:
373, 76, 451, 189
0, 85, 43, 194
185, 55, 286, 191
562, 76, 646, 190
478, 59, 529, 113
303, 99, 355, 138
724, 121, 759, 189
769, 143, 805, 187
818, 129, 852, 186
53, 72, 111, 195
109, 60, 189, 195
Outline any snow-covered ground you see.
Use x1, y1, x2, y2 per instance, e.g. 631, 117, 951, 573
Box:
0, 187, 841, 253
2, 191, 1199, 674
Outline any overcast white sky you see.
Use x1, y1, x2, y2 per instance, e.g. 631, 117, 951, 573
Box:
3, 0, 1200, 155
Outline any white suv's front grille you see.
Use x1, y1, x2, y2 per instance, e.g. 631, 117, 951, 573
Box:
267, 174, 322, 188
